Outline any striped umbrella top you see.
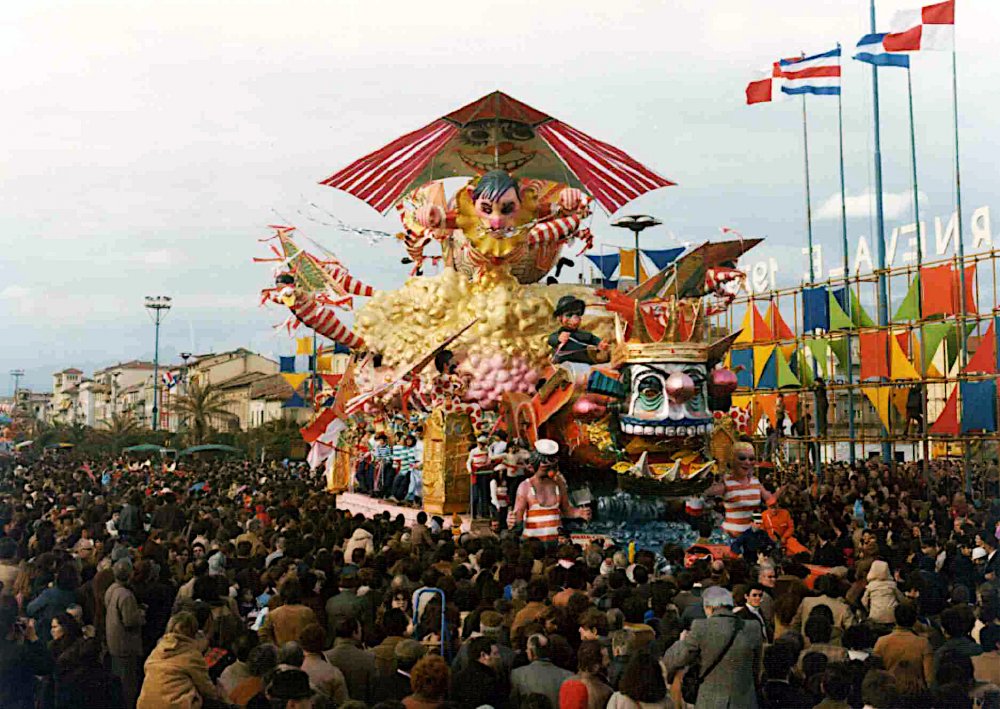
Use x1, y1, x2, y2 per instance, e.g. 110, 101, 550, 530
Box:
319, 91, 675, 215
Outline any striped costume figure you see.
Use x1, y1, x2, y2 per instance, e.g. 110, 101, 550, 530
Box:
520, 482, 561, 542
722, 476, 772, 538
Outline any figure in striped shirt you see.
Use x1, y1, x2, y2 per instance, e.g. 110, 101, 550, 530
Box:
508, 439, 591, 544
703, 442, 782, 538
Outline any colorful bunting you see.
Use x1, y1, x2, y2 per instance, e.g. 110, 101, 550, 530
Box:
930, 388, 960, 435
316, 354, 333, 373
891, 387, 910, 418
752, 305, 773, 342
731, 348, 754, 388
282, 392, 307, 409
757, 393, 779, 427
889, 335, 920, 380
320, 374, 343, 389
795, 349, 815, 387
618, 248, 649, 282
922, 322, 952, 372
775, 348, 800, 388
805, 338, 830, 376
296, 337, 315, 355
850, 290, 876, 328
963, 321, 997, 374
281, 373, 309, 391
754, 345, 777, 389
279, 356, 296, 373
859, 331, 889, 380
921, 264, 977, 317
829, 337, 850, 373
765, 302, 795, 340
733, 306, 754, 345
782, 393, 800, 424
828, 291, 854, 330
861, 386, 893, 430
803, 287, 830, 333
960, 380, 997, 433
894, 276, 921, 321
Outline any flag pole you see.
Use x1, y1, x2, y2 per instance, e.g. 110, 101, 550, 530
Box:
836, 55, 857, 465
801, 94, 815, 284
906, 65, 930, 482
951, 41, 971, 495
869, 0, 893, 463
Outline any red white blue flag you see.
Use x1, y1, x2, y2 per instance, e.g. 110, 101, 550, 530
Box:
746, 47, 841, 105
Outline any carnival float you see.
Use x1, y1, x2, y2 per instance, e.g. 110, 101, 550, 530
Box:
258, 91, 760, 526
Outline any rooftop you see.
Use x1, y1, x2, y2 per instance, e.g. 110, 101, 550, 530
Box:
249, 373, 296, 401
216, 371, 272, 389
94, 360, 156, 374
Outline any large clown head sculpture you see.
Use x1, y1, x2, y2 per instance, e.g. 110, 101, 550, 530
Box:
470, 170, 524, 234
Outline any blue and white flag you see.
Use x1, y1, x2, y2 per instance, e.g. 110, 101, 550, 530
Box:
779, 47, 842, 96
854, 34, 911, 68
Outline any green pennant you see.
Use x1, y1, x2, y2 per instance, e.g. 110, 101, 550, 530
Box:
922, 321, 951, 371
850, 290, 876, 328
806, 338, 829, 376
776, 348, 800, 388
796, 348, 815, 387
829, 291, 854, 330
944, 323, 977, 372
829, 336, 850, 372
893, 275, 921, 322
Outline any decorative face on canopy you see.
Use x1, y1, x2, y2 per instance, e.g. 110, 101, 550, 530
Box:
619, 361, 711, 438
458, 119, 538, 173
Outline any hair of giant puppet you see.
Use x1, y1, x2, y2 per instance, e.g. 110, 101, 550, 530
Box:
472, 170, 521, 203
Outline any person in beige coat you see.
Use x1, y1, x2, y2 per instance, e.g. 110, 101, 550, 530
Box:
862, 560, 903, 625
137, 612, 221, 709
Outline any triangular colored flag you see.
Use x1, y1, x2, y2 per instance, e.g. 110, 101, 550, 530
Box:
282, 392, 307, 408
891, 387, 910, 417
779, 343, 796, 362
757, 393, 779, 427
860, 331, 889, 380
829, 291, 854, 330
963, 321, 997, 374
618, 248, 649, 282
775, 348, 800, 388
733, 306, 753, 345
806, 338, 829, 375
765, 302, 795, 340
861, 386, 893, 430
850, 290, 876, 328
281, 373, 309, 391
301, 409, 337, 444
782, 393, 800, 424
753, 345, 776, 388
894, 275, 921, 321
944, 323, 976, 372
829, 336, 850, 372
929, 387, 960, 435
889, 335, 920, 380
922, 321, 951, 372
296, 337, 314, 355
751, 305, 773, 342
796, 349, 815, 387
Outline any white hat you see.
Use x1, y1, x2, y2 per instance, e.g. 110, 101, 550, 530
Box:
973, 547, 988, 561
534, 439, 559, 456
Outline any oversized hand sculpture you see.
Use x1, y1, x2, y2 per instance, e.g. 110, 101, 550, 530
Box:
558, 188, 584, 212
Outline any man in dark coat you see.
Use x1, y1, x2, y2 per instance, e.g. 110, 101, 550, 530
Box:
452, 636, 507, 709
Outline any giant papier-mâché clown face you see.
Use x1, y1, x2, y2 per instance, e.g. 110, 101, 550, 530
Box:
619, 361, 712, 438
470, 170, 524, 235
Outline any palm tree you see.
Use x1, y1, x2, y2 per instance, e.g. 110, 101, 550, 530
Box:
171, 379, 237, 445
96, 412, 141, 453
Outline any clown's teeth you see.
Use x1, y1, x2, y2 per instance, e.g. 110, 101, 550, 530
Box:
663, 426, 675, 437
688, 426, 698, 436
643, 426, 655, 435
625, 424, 635, 434
654, 426, 665, 436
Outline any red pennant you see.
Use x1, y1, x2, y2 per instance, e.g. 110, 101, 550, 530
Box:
752, 305, 773, 342
929, 388, 960, 435
964, 321, 997, 374
769, 303, 795, 340
321, 374, 343, 389
859, 331, 890, 380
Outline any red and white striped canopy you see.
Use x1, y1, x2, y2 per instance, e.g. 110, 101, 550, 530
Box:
319, 91, 675, 214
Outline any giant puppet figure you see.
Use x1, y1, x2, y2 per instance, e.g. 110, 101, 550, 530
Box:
402, 169, 589, 284
703, 441, 781, 538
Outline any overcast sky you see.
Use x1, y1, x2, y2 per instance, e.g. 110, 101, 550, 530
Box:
3, 0, 998, 393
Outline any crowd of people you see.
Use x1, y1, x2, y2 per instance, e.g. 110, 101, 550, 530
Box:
0, 449, 998, 709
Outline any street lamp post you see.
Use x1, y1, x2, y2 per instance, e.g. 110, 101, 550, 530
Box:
144, 296, 172, 431
9, 369, 24, 400
610, 215, 662, 286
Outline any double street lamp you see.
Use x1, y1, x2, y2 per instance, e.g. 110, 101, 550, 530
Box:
144, 296, 172, 431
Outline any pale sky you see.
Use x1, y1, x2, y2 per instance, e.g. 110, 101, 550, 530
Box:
3, 0, 998, 392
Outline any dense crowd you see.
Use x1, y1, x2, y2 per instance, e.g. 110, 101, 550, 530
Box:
0, 450, 999, 709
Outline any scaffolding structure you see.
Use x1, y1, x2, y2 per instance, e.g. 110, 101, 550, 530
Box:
716, 249, 1000, 470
